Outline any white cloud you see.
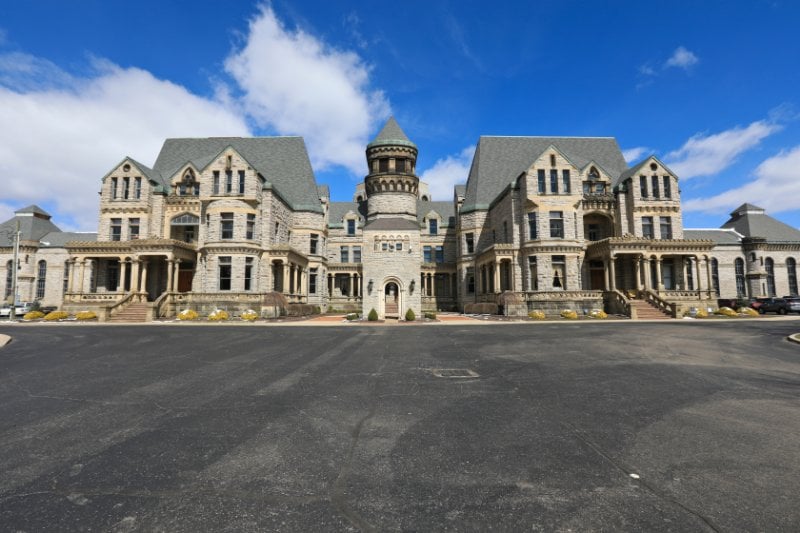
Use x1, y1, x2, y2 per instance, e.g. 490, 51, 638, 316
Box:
664, 120, 781, 179
665, 46, 699, 70
684, 145, 800, 215
622, 147, 650, 163
225, 6, 390, 174
0, 202, 16, 225
420, 146, 475, 200
0, 54, 249, 230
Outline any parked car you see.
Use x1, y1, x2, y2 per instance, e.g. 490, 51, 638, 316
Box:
750, 297, 790, 314
0, 302, 33, 318
782, 296, 800, 314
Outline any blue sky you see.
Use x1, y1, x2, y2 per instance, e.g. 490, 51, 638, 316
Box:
1, 0, 799, 231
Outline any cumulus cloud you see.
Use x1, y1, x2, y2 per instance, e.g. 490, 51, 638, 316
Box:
420, 146, 475, 200
665, 46, 699, 70
683, 145, 800, 214
225, 6, 390, 174
664, 120, 781, 179
0, 54, 249, 230
622, 146, 650, 163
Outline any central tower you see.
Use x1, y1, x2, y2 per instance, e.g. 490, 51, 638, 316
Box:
364, 117, 419, 222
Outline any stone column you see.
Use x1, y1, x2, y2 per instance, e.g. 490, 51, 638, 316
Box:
682, 257, 689, 290
634, 256, 642, 290
493, 262, 500, 293
117, 258, 126, 292
166, 259, 174, 294
131, 260, 140, 295
609, 256, 616, 291
172, 260, 181, 292
696, 258, 705, 292
655, 257, 663, 291
140, 260, 148, 294
283, 262, 290, 294
642, 258, 650, 289
349, 273, 354, 297
79, 260, 87, 294
705, 258, 713, 297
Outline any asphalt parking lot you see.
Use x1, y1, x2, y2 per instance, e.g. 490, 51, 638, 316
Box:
1, 321, 799, 532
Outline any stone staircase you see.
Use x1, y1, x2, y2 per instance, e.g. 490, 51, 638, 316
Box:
107, 302, 151, 323
385, 302, 399, 318
629, 299, 672, 320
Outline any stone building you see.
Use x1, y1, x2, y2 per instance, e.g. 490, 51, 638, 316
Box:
2, 117, 799, 320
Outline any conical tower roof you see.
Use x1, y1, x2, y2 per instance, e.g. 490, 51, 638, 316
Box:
367, 116, 417, 149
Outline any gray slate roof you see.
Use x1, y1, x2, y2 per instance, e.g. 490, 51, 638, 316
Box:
367, 117, 416, 149
418, 200, 455, 228
454, 184, 466, 198
462, 136, 628, 213
317, 185, 330, 199
721, 205, 800, 242
0, 206, 61, 247
14, 205, 50, 216
40, 231, 97, 247
328, 202, 367, 228
152, 137, 322, 212
363, 218, 420, 231
617, 155, 679, 183
683, 229, 742, 244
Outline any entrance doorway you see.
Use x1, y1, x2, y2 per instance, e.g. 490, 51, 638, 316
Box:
589, 261, 605, 290
177, 261, 194, 292
384, 282, 399, 318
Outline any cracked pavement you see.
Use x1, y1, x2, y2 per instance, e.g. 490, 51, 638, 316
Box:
1, 321, 799, 531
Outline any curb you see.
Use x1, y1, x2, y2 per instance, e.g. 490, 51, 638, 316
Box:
0, 334, 10, 347
788, 333, 800, 345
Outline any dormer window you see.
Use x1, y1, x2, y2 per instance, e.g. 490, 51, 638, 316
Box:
550, 154, 556, 166
429, 218, 438, 235
179, 171, 199, 196
588, 167, 599, 180
347, 219, 356, 235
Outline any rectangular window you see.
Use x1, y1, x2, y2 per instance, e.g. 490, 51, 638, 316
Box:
429, 219, 438, 235
528, 256, 538, 291
225, 170, 233, 193
396, 242, 403, 251
595, 182, 606, 194
309, 268, 318, 294
652, 175, 660, 198
220, 212, 234, 239
347, 219, 356, 235
238, 170, 245, 194
110, 218, 122, 241
660, 216, 672, 239
640, 175, 648, 198
36, 261, 46, 299
213, 171, 220, 194
527, 212, 537, 240
552, 255, 566, 289
642, 216, 654, 239
134, 177, 141, 199
466, 267, 475, 294
353, 246, 361, 263
244, 257, 253, 291
340, 246, 349, 263
537, 169, 546, 194
382, 242, 389, 251
583, 182, 591, 194
128, 218, 140, 240
63, 261, 70, 294
663, 176, 671, 198
549, 211, 564, 239
435, 245, 444, 263
378, 158, 389, 172
123, 177, 130, 199
310, 233, 318, 254
396, 159, 406, 172
246, 214, 255, 240
423, 245, 432, 263
562, 169, 571, 193
465, 233, 475, 253
550, 169, 559, 194
219, 256, 232, 291
587, 223, 600, 241
110, 177, 118, 199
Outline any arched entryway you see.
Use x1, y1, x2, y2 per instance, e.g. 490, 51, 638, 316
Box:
383, 279, 402, 318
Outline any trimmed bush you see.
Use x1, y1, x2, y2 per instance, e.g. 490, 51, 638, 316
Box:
23, 311, 45, 320
368, 308, 379, 321
345, 313, 359, 321
405, 308, 416, 321
241, 309, 258, 321
44, 311, 69, 321
528, 310, 546, 320
589, 309, 608, 319
714, 307, 737, 317
75, 311, 97, 321
738, 306, 759, 317
424, 311, 437, 320
177, 309, 198, 321
560, 309, 578, 320
208, 309, 229, 321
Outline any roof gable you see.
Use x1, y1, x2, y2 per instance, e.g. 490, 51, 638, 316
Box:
721, 207, 800, 241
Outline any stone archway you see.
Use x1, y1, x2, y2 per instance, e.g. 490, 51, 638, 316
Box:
382, 278, 403, 318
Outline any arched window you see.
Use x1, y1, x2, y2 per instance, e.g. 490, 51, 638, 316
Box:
788, 258, 798, 295
766, 257, 776, 296
36, 260, 47, 299
711, 258, 720, 296
4, 260, 12, 299
63, 261, 70, 294
735, 258, 746, 297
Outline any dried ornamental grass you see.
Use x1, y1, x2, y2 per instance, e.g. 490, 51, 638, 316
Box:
76, 311, 97, 320
714, 307, 737, 317
695, 309, 708, 318
23, 311, 45, 320
177, 309, 198, 321
44, 311, 69, 321
208, 309, 229, 321
589, 309, 608, 319
528, 310, 546, 320
738, 307, 759, 317
560, 309, 578, 320
241, 309, 258, 321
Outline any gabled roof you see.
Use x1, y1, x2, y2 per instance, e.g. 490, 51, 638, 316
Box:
617, 155, 679, 183
683, 229, 742, 245
152, 137, 323, 213
363, 217, 420, 231
721, 204, 800, 242
462, 136, 628, 213
418, 200, 455, 228
367, 117, 417, 149
328, 202, 368, 228
0, 207, 62, 247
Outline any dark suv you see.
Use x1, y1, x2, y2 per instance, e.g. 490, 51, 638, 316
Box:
782, 296, 800, 314
751, 297, 790, 314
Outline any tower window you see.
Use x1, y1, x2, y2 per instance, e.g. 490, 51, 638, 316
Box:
429, 219, 438, 235
379, 159, 389, 172
347, 219, 356, 235
396, 159, 406, 172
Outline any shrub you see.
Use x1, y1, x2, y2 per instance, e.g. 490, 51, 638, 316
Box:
528, 310, 546, 320
76, 311, 97, 321
177, 309, 198, 321
738, 307, 759, 317
560, 309, 578, 320
23, 310, 45, 320
345, 312, 359, 321
368, 308, 379, 321
44, 311, 69, 321
424, 311, 437, 320
241, 309, 258, 321
405, 308, 416, 321
715, 307, 737, 317
312, 306, 322, 315
208, 309, 229, 321
589, 309, 608, 319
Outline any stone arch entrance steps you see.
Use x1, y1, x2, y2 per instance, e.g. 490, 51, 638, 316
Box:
107, 302, 150, 323
629, 299, 672, 320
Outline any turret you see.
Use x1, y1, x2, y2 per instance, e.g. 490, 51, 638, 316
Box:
364, 117, 419, 221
